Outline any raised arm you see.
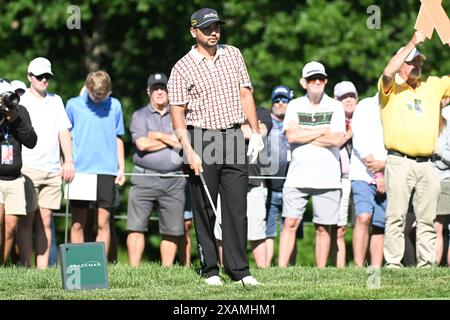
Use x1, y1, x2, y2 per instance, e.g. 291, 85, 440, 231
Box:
381, 31, 426, 93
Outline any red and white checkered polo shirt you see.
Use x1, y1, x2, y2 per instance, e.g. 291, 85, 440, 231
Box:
168, 44, 251, 129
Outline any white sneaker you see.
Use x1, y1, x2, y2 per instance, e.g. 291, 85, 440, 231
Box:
235, 275, 262, 286
205, 275, 223, 286
385, 264, 402, 269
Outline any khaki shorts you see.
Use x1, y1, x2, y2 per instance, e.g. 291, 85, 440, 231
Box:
214, 186, 268, 241
246, 185, 268, 241
282, 187, 341, 225
437, 179, 450, 216
22, 166, 62, 211
0, 176, 27, 215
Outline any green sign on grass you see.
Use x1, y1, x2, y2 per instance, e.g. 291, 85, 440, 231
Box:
59, 242, 109, 290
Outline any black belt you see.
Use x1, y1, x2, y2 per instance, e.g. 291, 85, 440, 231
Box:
187, 124, 241, 133
387, 150, 435, 163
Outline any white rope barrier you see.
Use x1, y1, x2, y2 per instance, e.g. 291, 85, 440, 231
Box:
52, 211, 316, 225
123, 172, 287, 180
56, 171, 288, 221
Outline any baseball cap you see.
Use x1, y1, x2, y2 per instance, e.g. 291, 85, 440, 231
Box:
27, 57, 54, 76
396, 47, 426, 62
11, 80, 27, 94
147, 73, 168, 87
191, 8, 225, 29
271, 85, 293, 101
0, 79, 13, 94
302, 61, 327, 79
334, 81, 358, 98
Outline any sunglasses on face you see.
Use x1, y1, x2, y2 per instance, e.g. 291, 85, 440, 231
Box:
34, 74, 52, 81
272, 97, 290, 104
306, 77, 327, 84
405, 59, 424, 66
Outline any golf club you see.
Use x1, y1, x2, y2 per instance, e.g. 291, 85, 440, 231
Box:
198, 172, 246, 287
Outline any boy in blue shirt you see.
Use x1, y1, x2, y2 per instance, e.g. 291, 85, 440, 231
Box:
66, 71, 125, 255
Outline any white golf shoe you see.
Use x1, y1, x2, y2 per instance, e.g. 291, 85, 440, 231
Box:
205, 275, 223, 286
235, 275, 262, 286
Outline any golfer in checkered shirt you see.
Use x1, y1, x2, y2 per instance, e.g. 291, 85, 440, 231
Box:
169, 8, 264, 286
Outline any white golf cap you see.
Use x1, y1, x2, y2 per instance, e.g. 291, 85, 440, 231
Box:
27, 57, 53, 76
0, 79, 13, 94
334, 81, 358, 98
396, 47, 426, 62
11, 80, 27, 93
302, 61, 327, 79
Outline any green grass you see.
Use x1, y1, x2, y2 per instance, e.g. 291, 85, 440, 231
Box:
0, 263, 449, 300
24, 210, 446, 300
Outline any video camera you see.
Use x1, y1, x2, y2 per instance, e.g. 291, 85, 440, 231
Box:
0, 91, 20, 114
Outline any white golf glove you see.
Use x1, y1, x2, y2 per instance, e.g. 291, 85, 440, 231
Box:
247, 133, 264, 163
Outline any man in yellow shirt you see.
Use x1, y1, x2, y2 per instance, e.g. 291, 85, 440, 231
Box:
378, 30, 450, 268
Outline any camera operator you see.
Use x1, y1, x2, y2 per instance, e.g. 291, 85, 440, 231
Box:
0, 80, 37, 265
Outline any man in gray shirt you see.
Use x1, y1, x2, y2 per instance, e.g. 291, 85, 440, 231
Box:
126, 73, 187, 267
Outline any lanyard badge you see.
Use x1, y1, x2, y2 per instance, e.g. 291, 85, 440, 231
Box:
1, 144, 13, 165
0, 122, 13, 165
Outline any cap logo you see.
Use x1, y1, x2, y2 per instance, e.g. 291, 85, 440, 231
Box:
155, 74, 161, 80
204, 13, 218, 19
191, 19, 197, 26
